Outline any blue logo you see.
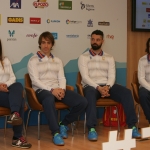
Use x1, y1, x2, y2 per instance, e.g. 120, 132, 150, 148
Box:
8, 30, 15, 37
87, 19, 93, 27
148, 14, 150, 18
7, 30, 17, 41
52, 33, 58, 40
10, 0, 21, 9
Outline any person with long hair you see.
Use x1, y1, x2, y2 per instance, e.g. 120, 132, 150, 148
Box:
0, 39, 31, 148
138, 38, 150, 127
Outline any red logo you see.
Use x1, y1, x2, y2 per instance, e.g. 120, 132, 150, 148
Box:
33, 1, 49, 8
146, 8, 150, 12
30, 18, 41, 24
106, 35, 114, 40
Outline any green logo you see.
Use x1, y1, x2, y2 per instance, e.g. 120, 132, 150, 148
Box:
59, 1, 72, 10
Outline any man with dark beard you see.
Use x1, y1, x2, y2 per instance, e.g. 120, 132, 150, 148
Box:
78, 30, 141, 141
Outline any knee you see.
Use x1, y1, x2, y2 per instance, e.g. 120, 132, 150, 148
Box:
12, 82, 23, 91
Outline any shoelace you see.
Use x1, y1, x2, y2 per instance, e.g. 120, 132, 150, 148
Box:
61, 126, 69, 131
55, 134, 62, 140
19, 137, 26, 143
57, 135, 62, 139
90, 131, 97, 135
14, 112, 20, 117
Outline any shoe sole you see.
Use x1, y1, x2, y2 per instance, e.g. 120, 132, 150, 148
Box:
53, 141, 65, 146
62, 136, 68, 139
7, 118, 23, 126
12, 144, 32, 149
88, 138, 98, 141
132, 136, 141, 139
54, 143, 65, 146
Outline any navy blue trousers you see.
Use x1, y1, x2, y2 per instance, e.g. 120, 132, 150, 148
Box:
0, 82, 24, 138
139, 87, 150, 123
83, 84, 137, 129
36, 89, 87, 135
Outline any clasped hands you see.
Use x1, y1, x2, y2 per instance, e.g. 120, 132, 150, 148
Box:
0, 83, 9, 92
51, 88, 65, 100
97, 86, 110, 98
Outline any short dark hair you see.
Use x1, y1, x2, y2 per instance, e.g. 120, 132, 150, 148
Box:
38, 31, 55, 49
145, 38, 150, 54
91, 30, 104, 39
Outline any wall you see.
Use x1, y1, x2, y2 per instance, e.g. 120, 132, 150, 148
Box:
0, 0, 127, 128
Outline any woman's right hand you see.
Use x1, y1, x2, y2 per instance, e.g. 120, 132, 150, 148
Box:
0, 83, 9, 92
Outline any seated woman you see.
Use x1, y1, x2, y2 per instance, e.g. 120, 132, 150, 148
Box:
0, 39, 31, 149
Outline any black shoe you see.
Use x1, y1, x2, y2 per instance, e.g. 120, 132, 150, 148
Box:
7, 112, 23, 125
12, 137, 32, 149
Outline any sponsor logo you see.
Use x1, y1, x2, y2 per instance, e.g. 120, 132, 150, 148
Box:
59, 1, 72, 10
47, 19, 50, 23
51, 20, 60, 23
80, 1, 94, 11
143, 19, 146, 23
142, 24, 145, 27
7, 30, 17, 41
87, 19, 93, 27
33, 0, 49, 8
7, 17, 24, 23
8, 30, 15, 37
46, 19, 60, 23
146, 8, 150, 12
142, 2, 148, 5
66, 34, 79, 38
30, 18, 41, 24
0, 14, 1, 25
147, 20, 150, 23
10, 0, 21, 9
148, 14, 150, 18
52, 33, 58, 39
87, 34, 91, 39
26, 33, 38, 38
66, 19, 82, 24
98, 21, 110, 26
106, 34, 114, 40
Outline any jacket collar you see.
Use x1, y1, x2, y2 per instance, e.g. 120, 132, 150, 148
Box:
36, 51, 54, 59
89, 49, 103, 56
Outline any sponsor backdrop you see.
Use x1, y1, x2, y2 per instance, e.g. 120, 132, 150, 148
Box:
0, 0, 127, 128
